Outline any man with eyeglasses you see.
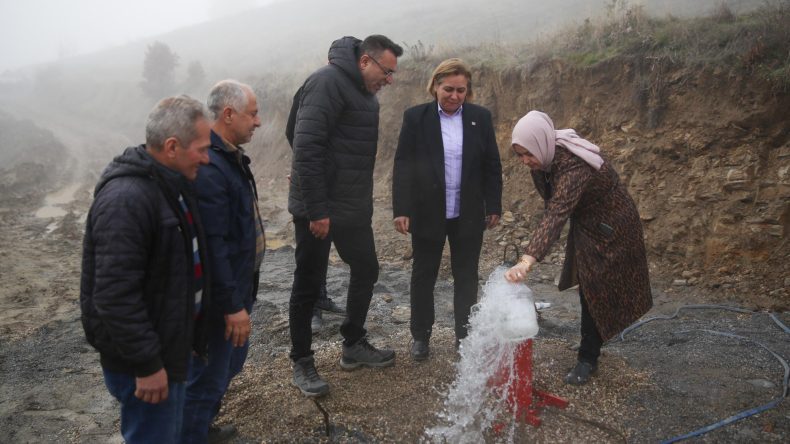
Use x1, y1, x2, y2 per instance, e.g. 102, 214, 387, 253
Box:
287, 35, 403, 397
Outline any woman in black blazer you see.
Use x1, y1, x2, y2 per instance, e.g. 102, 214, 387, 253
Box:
392, 58, 503, 360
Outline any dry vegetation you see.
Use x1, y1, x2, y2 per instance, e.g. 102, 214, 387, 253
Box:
394, 0, 790, 91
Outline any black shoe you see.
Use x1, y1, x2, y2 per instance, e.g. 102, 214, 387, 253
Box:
207, 423, 237, 444
315, 297, 345, 314
340, 337, 395, 370
292, 356, 330, 397
564, 360, 597, 385
311, 308, 323, 334
410, 339, 430, 361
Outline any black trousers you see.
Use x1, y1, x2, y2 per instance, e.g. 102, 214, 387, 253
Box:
410, 219, 483, 342
578, 288, 603, 364
289, 218, 379, 360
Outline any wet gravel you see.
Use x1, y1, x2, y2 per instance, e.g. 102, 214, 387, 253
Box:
1, 239, 788, 443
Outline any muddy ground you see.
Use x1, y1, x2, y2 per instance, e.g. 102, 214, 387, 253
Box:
0, 186, 788, 444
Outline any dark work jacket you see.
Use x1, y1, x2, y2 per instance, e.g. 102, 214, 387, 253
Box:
392, 101, 503, 240
80, 145, 211, 382
288, 36, 380, 226
194, 130, 260, 317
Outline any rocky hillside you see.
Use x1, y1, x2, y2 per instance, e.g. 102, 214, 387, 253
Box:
246, 3, 789, 309
489, 57, 788, 308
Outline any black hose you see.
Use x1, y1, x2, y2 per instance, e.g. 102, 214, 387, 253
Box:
614, 304, 789, 443
660, 328, 788, 443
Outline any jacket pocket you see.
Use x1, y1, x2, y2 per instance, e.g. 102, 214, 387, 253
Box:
577, 218, 615, 246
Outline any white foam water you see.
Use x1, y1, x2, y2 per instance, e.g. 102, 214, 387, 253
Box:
426, 266, 538, 443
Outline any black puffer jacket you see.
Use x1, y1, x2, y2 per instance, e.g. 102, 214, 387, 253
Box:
80, 145, 210, 382
288, 36, 380, 226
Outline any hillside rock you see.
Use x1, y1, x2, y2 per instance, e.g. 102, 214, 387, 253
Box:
247, 55, 789, 309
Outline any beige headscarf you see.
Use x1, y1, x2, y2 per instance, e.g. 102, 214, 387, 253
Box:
511, 110, 604, 172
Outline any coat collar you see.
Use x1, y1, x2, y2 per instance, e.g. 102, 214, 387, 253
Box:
210, 129, 245, 154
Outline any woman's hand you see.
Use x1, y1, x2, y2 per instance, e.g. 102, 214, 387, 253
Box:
505, 255, 537, 283
394, 216, 410, 235
485, 214, 500, 230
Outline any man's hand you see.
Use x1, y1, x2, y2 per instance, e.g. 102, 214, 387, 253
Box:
224, 309, 251, 347
310, 218, 330, 239
485, 214, 500, 230
393, 216, 410, 235
135, 368, 168, 404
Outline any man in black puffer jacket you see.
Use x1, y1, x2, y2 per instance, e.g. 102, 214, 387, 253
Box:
287, 35, 403, 397
80, 96, 211, 443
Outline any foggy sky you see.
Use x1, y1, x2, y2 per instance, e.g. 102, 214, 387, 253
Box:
0, 0, 762, 75
0, 0, 280, 73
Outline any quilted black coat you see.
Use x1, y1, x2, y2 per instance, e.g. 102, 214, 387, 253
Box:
288, 36, 380, 226
80, 145, 210, 381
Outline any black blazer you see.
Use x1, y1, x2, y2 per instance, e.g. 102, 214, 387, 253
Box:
392, 101, 502, 241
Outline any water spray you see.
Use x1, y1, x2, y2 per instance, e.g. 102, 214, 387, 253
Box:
426, 244, 567, 442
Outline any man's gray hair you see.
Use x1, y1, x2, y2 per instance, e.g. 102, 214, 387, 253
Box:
146, 95, 209, 151
207, 79, 254, 120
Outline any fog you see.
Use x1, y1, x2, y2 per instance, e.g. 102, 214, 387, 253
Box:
1, 0, 763, 76
0, 0, 765, 183
0, 0, 280, 73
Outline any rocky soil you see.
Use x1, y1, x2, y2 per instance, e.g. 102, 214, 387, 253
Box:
1, 182, 787, 443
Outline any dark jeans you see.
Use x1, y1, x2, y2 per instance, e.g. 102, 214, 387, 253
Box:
578, 288, 603, 365
182, 309, 251, 444
289, 218, 379, 360
103, 368, 186, 444
410, 219, 483, 342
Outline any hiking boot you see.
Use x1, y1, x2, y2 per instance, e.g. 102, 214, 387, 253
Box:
564, 360, 597, 385
340, 337, 395, 370
315, 297, 345, 314
410, 339, 430, 361
311, 308, 323, 334
207, 423, 237, 444
292, 356, 329, 397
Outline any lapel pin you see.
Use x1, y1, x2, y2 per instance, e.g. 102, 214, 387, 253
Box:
471, 121, 476, 126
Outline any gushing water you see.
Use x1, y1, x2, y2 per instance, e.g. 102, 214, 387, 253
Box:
426, 266, 539, 443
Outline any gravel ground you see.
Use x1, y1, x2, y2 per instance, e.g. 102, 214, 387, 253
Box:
212, 247, 789, 443
0, 207, 788, 443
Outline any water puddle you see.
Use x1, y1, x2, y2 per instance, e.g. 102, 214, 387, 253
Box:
45, 221, 59, 234
426, 266, 539, 443
266, 237, 291, 251
34, 183, 81, 219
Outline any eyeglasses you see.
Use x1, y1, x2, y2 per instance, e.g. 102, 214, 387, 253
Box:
367, 55, 396, 78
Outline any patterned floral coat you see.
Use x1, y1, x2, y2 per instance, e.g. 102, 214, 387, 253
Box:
524, 146, 652, 340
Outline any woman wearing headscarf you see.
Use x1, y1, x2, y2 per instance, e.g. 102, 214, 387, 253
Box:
392, 58, 502, 360
505, 110, 652, 385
